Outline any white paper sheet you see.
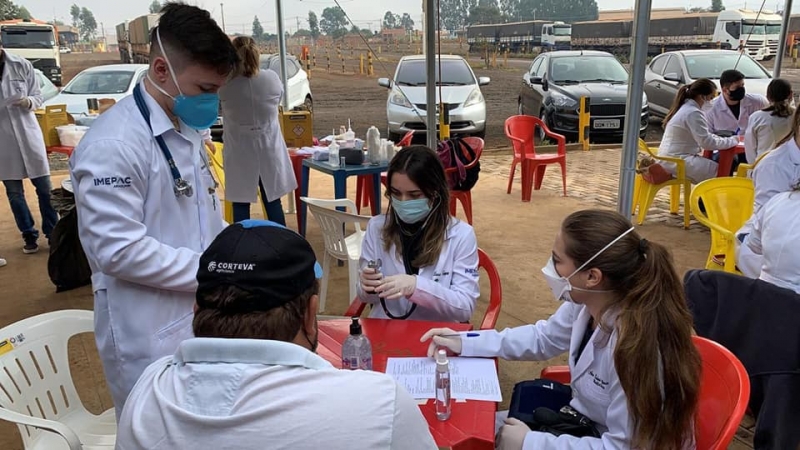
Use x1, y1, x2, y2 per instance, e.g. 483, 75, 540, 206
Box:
385, 357, 502, 402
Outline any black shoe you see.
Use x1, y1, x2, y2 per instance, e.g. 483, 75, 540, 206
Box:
23, 238, 38, 254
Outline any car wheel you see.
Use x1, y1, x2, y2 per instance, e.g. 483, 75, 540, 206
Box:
388, 131, 405, 142
538, 110, 549, 140
303, 96, 313, 113
517, 100, 524, 116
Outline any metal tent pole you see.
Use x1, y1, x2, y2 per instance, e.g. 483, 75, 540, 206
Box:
276, 0, 290, 111
425, 0, 437, 150
617, 0, 653, 217
774, 0, 794, 77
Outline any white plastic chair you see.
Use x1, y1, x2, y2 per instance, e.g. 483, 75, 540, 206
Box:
301, 197, 372, 312
0, 310, 116, 450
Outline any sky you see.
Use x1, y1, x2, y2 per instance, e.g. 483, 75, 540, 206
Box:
21, 0, 800, 38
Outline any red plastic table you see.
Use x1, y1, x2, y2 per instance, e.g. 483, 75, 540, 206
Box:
702, 141, 745, 178
317, 318, 497, 450
288, 150, 312, 232
46, 146, 74, 157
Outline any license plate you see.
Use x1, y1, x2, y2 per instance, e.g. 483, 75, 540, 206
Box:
593, 119, 620, 129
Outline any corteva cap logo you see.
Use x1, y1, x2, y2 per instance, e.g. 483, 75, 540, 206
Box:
207, 261, 256, 274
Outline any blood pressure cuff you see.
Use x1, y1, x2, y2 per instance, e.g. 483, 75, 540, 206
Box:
508, 379, 600, 438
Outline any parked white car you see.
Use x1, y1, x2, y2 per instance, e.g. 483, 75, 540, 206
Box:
43, 64, 149, 116
379, 55, 489, 141
35, 68, 59, 102
260, 54, 313, 111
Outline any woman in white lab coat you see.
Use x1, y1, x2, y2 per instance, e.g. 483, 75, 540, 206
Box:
744, 78, 794, 164
423, 210, 701, 450
658, 78, 740, 183
746, 184, 800, 294
219, 36, 296, 224
358, 145, 479, 323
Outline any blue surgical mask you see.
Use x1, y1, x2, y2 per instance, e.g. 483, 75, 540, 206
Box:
148, 28, 220, 130
392, 197, 431, 224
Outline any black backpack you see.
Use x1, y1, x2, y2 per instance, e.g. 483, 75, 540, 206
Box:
48, 190, 92, 293
437, 137, 480, 191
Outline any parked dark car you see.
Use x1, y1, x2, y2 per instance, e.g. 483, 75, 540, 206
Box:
517, 50, 648, 141
644, 50, 771, 117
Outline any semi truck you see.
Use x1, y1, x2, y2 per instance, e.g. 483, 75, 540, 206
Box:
116, 21, 132, 64
118, 14, 159, 64
466, 20, 571, 53
571, 9, 782, 61
0, 20, 62, 86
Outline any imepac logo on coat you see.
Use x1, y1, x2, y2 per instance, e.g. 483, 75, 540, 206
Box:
207, 261, 256, 274
94, 176, 132, 188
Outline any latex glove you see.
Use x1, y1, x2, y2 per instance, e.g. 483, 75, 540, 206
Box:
360, 267, 383, 294
420, 327, 462, 357
14, 97, 31, 109
375, 274, 416, 300
496, 418, 531, 450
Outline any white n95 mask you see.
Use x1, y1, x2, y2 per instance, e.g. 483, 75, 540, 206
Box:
540, 226, 636, 302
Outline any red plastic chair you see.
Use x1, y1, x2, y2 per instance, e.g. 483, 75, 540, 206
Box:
504, 115, 567, 201
446, 137, 483, 225
345, 248, 502, 330
539, 336, 750, 450
355, 131, 414, 214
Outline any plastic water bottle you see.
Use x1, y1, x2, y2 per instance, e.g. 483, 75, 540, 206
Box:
366, 126, 381, 165
345, 119, 356, 147
328, 141, 340, 168
435, 349, 451, 421
342, 317, 372, 370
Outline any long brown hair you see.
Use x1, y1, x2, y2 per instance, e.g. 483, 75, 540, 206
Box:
382, 145, 451, 267
763, 78, 794, 118
775, 102, 800, 147
561, 210, 701, 449
232, 36, 260, 78
662, 78, 717, 129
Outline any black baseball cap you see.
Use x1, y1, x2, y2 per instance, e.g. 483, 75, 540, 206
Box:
196, 220, 323, 310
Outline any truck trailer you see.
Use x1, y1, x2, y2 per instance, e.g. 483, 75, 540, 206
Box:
467, 20, 571, 53
116, 21, 132, 64
0, 20, 62, 85
128, 14, 160, 64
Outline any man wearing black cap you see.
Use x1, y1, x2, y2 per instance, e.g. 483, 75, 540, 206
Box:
116, 220, 437, 450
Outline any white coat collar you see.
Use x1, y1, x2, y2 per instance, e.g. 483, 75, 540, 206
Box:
172, 337, 333, 371
138, 80, 199, 141
570, 306, 617, 381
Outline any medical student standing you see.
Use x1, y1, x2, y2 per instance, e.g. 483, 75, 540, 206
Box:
658, 78, 739, 183
0, 48, 58, 254
69, 4, 238, 417
358, 146, 480, 322
706, 69, 769, 136
424, 210, 701, 450
736, 108, 800, 278
744, 78, 794, 164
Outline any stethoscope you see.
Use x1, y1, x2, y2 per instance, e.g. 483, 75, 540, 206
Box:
132, 83, 217, 198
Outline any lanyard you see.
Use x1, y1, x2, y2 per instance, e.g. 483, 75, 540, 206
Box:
133, 84, 193, 198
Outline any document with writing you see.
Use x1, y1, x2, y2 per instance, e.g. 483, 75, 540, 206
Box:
385, 357, 502, 402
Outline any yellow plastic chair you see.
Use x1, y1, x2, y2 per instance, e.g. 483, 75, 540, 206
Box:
205, 142, 268, 223
690, 177, 754, 274
735, 150, 771, 178
633, 139, 692, 229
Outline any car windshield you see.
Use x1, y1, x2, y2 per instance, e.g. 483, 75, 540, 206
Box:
62, 70, 135, 95
553, 26, 571, 36
394, 59, 476, 86
684, 54, 769, 79
549, 55, 628, 84
0, 28, 55, 48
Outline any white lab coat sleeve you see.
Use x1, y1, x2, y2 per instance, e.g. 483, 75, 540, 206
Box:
71, 139, 201, 292
747, 207, 764, 256
521, 373, 631, 450
357, 217, 382, 304
24, 61, 43, 110
408, 226, 479, 323
686, 110, 740, 151
461, 303, 576, 360
390, 382, 438, 449
744, 116, 758, 164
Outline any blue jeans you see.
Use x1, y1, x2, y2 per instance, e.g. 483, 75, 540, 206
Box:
232, 178, 286, 225
3, 177, 59, 241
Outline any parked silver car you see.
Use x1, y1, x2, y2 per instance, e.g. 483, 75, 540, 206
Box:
378, 55, 489, 141
644, 50, 771, 117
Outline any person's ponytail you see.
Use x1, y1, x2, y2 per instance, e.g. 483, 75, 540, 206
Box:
613, 240, 701, 449
776, 105, 800, 147
662, 85, 691, 129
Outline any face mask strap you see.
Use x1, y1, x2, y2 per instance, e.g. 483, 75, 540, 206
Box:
156, 27, 183, 97
566, 226, 636, 279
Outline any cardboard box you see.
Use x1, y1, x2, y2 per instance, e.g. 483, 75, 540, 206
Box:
35, 104, 71, 147
280, 110, 314, 148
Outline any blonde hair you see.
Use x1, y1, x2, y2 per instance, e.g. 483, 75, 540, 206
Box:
232, 36, 259, 78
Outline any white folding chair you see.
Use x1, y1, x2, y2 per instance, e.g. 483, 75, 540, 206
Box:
0, 310, 116, 450
301, 197, 371, 312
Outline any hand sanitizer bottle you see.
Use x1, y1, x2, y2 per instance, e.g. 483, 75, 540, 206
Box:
328, 141, 340, 168
435, 349, 452, 421
345, 119, 356, 147
342, 317, 372, 370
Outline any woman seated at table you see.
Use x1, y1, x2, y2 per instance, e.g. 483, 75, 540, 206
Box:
423, 210, 701, 449
358, 145, 479, 322
744, 78, 794, 164
658, 78, 740, 183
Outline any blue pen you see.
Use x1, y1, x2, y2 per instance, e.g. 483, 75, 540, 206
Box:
440, 333, 480, 338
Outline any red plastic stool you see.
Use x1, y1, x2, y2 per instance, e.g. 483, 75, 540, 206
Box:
355, 173, 388, 214
449, 190, 473, 224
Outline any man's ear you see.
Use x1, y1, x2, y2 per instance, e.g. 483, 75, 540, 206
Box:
151, 57, 170, 83
306, 295, 319, 329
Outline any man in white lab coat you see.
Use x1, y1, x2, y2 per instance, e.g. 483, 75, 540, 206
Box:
116, 221, 437, 450
69, 3, 237, 418
706, 69, 769, 135
0, 49, 58, 254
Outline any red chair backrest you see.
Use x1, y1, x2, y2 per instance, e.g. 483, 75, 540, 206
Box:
504, 115, 537, 157
345, 247, 501, 330
693, 336, 750, 450
397, 130, 415, 147
442, 137, 484, 174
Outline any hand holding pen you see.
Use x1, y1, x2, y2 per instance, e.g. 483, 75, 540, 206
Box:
420, 328, 480, 357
